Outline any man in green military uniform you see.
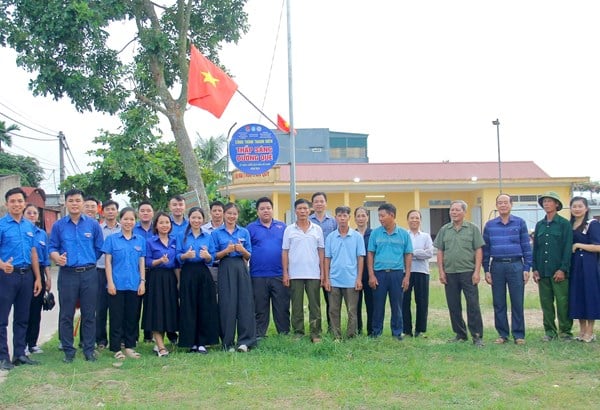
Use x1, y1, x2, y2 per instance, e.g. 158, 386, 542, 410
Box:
532, 191, 573, 341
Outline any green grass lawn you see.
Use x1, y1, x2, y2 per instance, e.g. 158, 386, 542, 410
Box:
2, 269, 599, 409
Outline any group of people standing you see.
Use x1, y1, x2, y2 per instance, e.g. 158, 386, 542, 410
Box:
1, 187, 599, 370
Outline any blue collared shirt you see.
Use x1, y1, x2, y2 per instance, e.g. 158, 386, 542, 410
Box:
170, 217, 189, 239
49, 214, 104, 267
309, 213, 337, 239
145, 235, 179, 269
483, 214, 533, 271
102, 232, 146, 291
0, 214, 36, 267
97, 222, 121, 269
176, 229, 215, 265
247, 218, 286, 277
211, 225, 252, 257
133, 222, 154, 241
33, 226, 50, 267
325, 228, 366, 288
368, 225, 413, 271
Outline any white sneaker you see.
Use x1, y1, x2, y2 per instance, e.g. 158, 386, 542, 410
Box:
197, 346, 208, 354
237, 344, 248, 353
30, 346, 44, 354
24, 347, 30, 356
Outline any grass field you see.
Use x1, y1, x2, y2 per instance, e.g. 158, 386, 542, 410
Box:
1, 269, 599, 409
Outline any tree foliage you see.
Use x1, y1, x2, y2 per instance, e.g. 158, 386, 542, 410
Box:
0, 0, 249, 210
0, 120, 19, 151
0, 151, 44, 187
62, 104, 188, 211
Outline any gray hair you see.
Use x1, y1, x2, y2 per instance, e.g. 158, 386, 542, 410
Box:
450, 200, 467, 212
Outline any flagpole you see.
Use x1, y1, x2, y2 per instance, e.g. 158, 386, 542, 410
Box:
286, 0, 297, 222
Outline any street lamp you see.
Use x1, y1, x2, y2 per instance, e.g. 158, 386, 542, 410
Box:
492, 119, 502, 193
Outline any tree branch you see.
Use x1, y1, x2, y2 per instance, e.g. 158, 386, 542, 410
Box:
136, 92, 168, 116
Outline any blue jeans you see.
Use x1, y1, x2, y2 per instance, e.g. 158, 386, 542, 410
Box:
372, 270, 404, 337
490, 260, 525, 340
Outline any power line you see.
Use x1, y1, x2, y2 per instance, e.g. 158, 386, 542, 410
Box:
0, 110, 57, 137
0, 100, 59, 135
7, 131, 56, 142
5, 143, 58, 168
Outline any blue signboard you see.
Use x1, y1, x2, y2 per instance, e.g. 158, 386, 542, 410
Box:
229, 123, 279, 175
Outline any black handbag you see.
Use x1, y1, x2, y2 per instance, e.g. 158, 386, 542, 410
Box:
42, 291, 56, 311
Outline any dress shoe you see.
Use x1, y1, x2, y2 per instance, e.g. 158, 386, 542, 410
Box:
0, 359, 15, 371
84, 354, 97, 362
13, 355, 39, 366
63, 355, 74, 363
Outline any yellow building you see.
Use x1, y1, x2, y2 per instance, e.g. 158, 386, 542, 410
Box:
223, 161, 588, 236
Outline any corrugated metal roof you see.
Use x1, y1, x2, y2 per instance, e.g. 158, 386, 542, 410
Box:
277, 161, 551, 182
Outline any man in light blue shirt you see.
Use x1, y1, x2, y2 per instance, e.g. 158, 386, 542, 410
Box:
367, 203, 413, 339
324, 206, 365, 339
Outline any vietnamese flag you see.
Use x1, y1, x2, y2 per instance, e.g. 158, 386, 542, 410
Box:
277, 114, 297, 134
187, 44, 238, 118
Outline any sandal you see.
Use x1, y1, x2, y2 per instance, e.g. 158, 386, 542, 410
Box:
114, 351, 126, 360
124, 348, 141, 359
157, 347, 169, 357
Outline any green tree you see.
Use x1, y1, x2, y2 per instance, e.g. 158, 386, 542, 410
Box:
0, 151, 44, 186
0, 0, 249, 210
196, 134, 228, 200
574, 181, 600, 203
62, 104, 188, 211
0, 120, 19, 152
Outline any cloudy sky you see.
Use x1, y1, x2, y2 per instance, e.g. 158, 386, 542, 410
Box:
1, 0, 599, 195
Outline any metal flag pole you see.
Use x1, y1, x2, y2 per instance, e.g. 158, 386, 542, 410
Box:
492, 118, 502, 193
286, 0, 296, 222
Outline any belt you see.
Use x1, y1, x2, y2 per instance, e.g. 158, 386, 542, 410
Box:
63, 264, 96, 273
13, 265, 32, 274
492, 257, 522, 263
377, 269, 403, 273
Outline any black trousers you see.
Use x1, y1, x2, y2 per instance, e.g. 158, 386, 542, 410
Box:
26, 268, 45, 349
96, 268, 109, 346
252, 276, 290, 337
108, 290, 141, 352
356, 269, 374, 335
444, 272, 483, 340
402, 271, 430, 335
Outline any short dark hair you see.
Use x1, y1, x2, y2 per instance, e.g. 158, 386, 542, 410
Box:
210, 200, 225, 211
406, 209, 421, 219
137, 200, 153, 210
102, 199, 119, 210
335, 206, 351, 215
378, 203, 396, 217
65, 188, 84, 200
119, 207, 136, 219
187, 206, 205, 219
255, 197, 273, 209
170, 194, 185, 202
295, 198, 311, 209
5, 187, 26, 201
84, 196, 100, 205
311, 192, 327, 202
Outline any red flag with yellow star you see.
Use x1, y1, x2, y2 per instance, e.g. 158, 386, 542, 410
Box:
188, 44, 238, 118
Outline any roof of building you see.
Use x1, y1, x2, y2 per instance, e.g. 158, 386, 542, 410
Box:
22, 187, 47, 201
277, 161, 556, 182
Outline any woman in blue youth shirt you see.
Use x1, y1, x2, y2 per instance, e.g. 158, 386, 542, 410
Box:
176, 207, 219, 353
212, 203, 255, 352
144, 211, 179, 357
23, 204, 52, 354
103, 207, 146, 360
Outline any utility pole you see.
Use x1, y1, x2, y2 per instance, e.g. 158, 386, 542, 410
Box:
58, 131, 65, 192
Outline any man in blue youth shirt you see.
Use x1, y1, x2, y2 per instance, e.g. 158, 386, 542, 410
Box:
0, 188, 42, 370
367, 203, 413, 340
169, 195, 188, 238
483, 193, 532, 345
247, 197, 289, 338
50, 189, 104, 363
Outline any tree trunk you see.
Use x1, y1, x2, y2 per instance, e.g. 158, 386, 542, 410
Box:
166, 108, 210, 211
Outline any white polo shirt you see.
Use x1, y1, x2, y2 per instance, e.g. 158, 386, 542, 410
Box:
282, 221, 324, 280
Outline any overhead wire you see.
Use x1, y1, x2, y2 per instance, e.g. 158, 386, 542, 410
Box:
0, 110, 58, 137
0, 100, 59, 135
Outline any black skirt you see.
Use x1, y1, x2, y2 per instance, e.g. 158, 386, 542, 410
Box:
178, 262, 220, 347
143, 267, 179, 333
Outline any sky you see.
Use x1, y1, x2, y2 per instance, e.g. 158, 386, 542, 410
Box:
1, 0, 599, 195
